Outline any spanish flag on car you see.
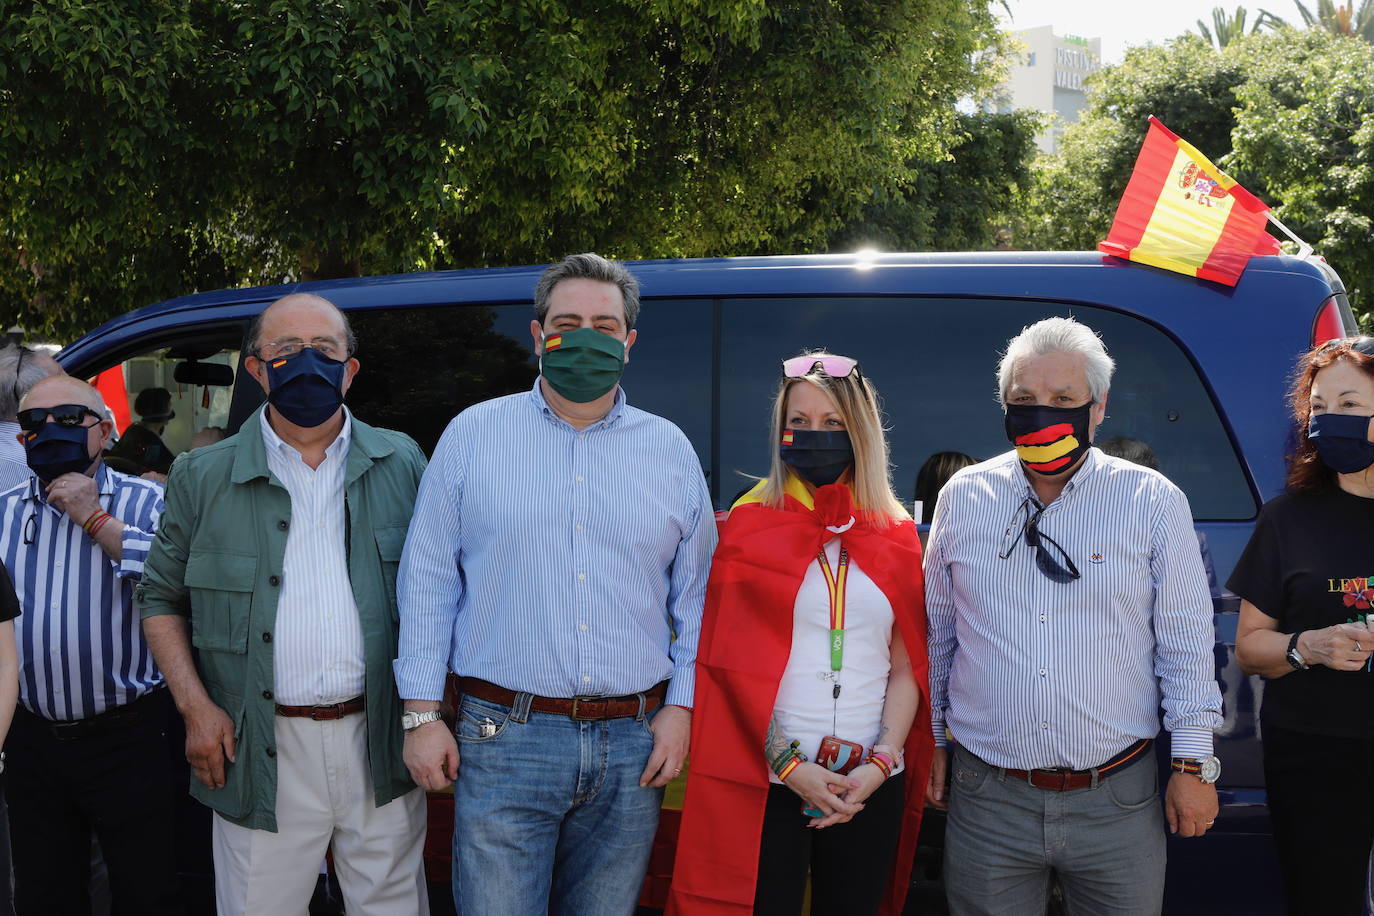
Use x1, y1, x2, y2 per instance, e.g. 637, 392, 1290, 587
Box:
1098, 116, 1280, 287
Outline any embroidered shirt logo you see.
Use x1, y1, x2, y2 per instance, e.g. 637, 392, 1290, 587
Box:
1089, 552, 1104, 564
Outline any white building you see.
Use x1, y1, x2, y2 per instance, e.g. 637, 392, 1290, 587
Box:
995, 26, 1101, 154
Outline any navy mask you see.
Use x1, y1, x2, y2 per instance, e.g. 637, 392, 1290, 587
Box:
264, 348, 348, 428
1309, 412, 1374, 474
1005, 403, 1094, 476
24, 424, 96, 484
780, 429, 854, 487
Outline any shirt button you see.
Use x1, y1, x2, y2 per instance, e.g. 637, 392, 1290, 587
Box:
575, 475, 585, 483
582, 675, 591, 683
262, 632, 273, 643
580, 624, 589, 631
577, 573, 586, 581
277, 520, 289, 531
1039, 615, 1046, 622
269, 575, 281, 587
1039, 668, 1047, 676
575, 524, 584, 531
1041, 722, 1048, 729
262, 690, 274, 700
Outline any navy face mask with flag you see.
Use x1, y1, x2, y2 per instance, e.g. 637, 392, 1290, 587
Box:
780, 428, 854, 487
1004, 403, 1094, 476
1309, 412, 1374, 474
24, 424, 97, 484
264, 348, 348, 428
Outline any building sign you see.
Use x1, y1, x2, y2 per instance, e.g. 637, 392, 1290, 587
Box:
1054, 45, 1097, 91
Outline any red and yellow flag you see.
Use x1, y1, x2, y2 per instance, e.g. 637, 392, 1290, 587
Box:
1098, 116, 1280, 286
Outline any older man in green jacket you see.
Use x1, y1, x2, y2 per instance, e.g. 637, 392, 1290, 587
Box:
138, 293, 429, 916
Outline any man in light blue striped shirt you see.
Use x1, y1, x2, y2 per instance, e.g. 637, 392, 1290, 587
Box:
924, 317, 1223, 916
0, 375, 178, 915
396, 253, 716, 916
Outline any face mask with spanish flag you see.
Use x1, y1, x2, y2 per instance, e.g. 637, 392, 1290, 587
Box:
1004, 402, 1094, 476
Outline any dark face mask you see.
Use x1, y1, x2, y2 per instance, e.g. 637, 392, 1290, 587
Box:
24, 424, 97, 484
1309, 412, 1374, 474
780, 428, 854, 487
1004, 403, 1094, 476
264, 348, 348, 428
540, 328, 626, 404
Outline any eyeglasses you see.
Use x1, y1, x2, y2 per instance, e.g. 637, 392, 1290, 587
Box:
254, 339, 347, 361
998, 498, 1081, 583
782, 355, 860, 379
17, 404, 103, 433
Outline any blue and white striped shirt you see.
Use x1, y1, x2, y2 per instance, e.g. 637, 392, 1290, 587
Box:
394, 380, 716, 708
0, 464, 164, 720
0, 422, 33, 494
924, 447, 1221, 769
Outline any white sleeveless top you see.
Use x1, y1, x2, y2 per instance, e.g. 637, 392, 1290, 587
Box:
769, 538, 903, 783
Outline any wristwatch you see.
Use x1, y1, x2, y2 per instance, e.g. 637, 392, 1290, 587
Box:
401, 710, 443, 732
1286, 631, 1309, 671
1171, 755, 1222, 784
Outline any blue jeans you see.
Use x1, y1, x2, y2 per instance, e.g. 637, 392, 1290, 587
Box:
943, 744, 1166, 916
450, 692, 663, 916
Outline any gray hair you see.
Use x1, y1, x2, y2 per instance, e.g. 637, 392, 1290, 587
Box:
997, 316, 1116, 405
0, 345, 56, 421
534, 253, 641, 329
246, 294, 356, 357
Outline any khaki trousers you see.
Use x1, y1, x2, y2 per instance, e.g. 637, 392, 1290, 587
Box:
212, 711, 428, 916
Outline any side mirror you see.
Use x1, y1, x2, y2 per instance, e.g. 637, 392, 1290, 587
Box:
173, 361, 234, 387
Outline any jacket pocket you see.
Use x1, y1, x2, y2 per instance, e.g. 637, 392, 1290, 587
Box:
374, 526, 407, 621
184, 552, 257, 653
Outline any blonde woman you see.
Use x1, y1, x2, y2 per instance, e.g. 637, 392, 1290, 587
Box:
669, 353, 934, 916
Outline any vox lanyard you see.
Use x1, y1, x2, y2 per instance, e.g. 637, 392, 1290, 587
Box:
815, 546, 850, 732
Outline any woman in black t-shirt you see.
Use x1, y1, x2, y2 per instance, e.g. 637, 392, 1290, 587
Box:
1231, 336, 1374, 916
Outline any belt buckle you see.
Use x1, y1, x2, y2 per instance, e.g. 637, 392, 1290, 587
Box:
569, 697, 597, 720
309, 703, 338, 721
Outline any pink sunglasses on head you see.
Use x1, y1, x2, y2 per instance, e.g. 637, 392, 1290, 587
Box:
781, 355, 860, 379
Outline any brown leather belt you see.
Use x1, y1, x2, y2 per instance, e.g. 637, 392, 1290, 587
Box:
1000, 738, 1152, 791
275, 696, 365, 720
457, 677, 666, 721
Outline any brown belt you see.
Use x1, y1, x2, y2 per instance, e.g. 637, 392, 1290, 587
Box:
275, 696, 365, 720
999, 738, 1152, 791
457, 677, 666, 721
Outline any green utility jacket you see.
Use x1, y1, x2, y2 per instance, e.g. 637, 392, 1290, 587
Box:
137, 407, 426, 831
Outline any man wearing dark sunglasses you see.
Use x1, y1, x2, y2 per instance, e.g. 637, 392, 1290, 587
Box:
924, 317, 1222, 916
0, 375, 178, 915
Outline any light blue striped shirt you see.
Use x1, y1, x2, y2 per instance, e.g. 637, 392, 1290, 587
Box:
0, 422, 33, 494
394, 381, 716, 708
0, 463, 164, 720
924, 447, 1221, 769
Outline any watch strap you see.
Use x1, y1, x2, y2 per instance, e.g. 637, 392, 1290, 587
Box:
1287, 631, 1308, 670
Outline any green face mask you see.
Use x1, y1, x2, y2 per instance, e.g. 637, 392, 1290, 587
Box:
540, 327, 627, 403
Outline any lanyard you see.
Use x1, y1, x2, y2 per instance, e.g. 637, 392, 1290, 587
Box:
815, 546, 850, 672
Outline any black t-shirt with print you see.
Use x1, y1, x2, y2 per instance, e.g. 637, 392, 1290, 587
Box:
1228, 486, 1374, 738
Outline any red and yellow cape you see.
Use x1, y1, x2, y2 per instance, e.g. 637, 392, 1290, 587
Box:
667, 476, 933, 915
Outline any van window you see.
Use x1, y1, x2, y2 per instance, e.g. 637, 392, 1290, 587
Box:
101, 341, 240, 476
718, 297, 1257, 521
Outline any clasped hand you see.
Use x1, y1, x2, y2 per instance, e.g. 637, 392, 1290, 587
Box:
1301, 622, 1373, 671
782, 761, 885, 828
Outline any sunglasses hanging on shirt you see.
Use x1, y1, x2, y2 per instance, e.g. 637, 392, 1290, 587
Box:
998, 497, 1081, 584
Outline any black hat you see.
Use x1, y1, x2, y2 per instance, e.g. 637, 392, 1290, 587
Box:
134, 387, 175, 422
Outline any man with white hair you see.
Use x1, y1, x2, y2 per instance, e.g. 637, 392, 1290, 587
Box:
0, 375, 177, 915
923, 316, 1222, 915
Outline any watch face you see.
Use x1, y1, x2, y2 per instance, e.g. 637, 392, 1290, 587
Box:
1199, 756, 1221, 783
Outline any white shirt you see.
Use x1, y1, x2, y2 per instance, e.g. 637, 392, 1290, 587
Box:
771, 538, 899, 783
0, 421, 32, 494
261, 409, 365, 705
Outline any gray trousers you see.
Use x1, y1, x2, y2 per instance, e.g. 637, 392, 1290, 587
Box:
943, 744, 1166, 916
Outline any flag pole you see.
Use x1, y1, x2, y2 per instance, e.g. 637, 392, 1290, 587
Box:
1266, 212, 1313, 259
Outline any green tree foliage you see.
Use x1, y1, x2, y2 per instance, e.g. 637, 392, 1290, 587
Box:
0, 0, 1006, 340
1258, 0, 1374, 40
1013, 29, 1374, 324
1197, 6, 1263, 47
828, 110, 1041, 252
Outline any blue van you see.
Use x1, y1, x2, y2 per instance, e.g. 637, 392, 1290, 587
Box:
58, 251, 1357, 914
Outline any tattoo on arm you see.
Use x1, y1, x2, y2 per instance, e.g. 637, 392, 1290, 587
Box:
765, 714, 792, 765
